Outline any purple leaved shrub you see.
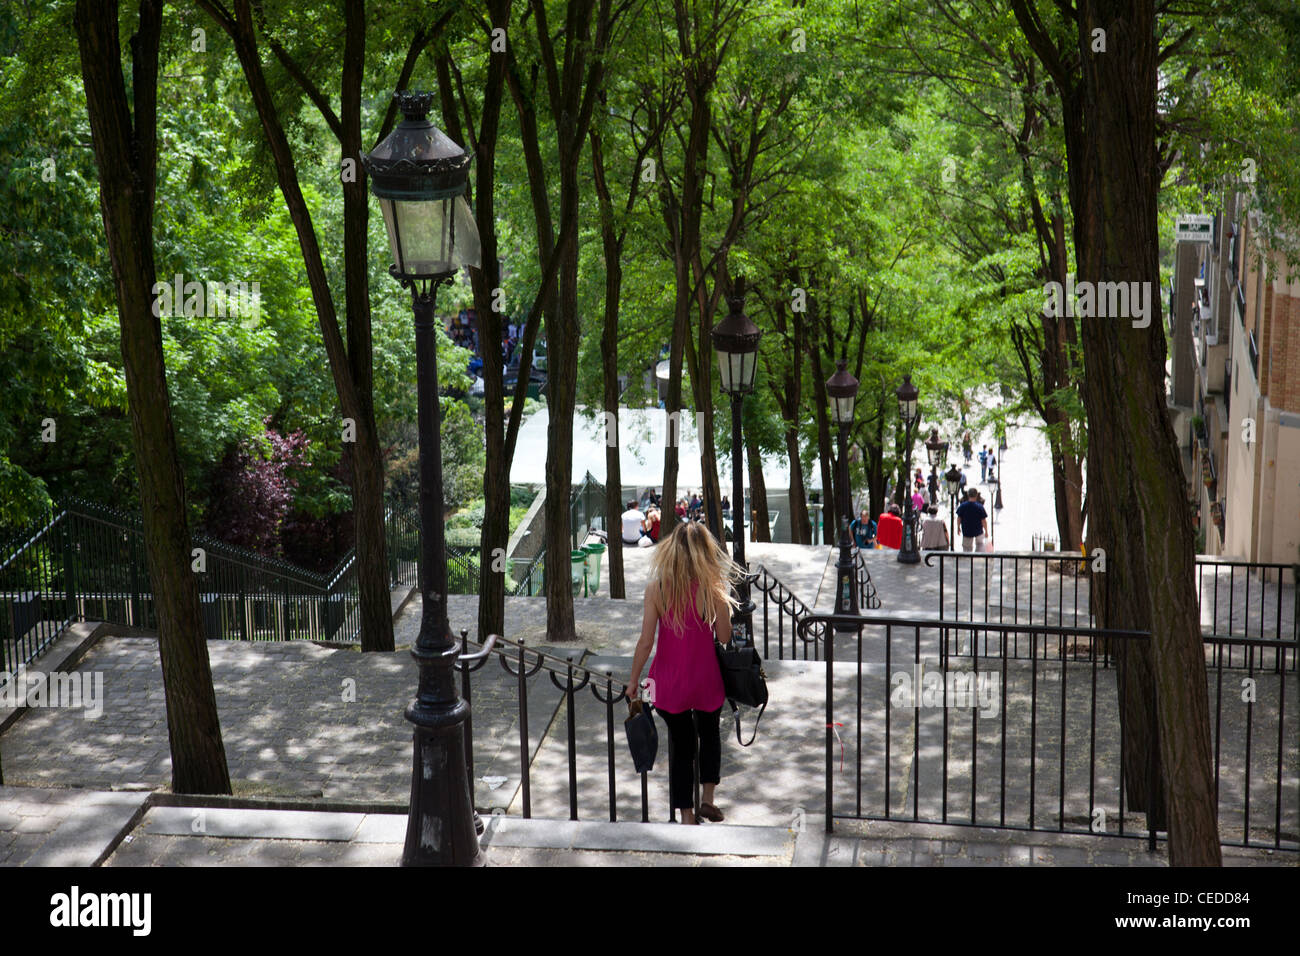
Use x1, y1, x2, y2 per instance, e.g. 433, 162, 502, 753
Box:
204, 425, 309, 558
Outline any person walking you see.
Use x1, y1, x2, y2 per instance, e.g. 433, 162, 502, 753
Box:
962, 430, 973, 464
920, 505, 950, 550
979, 445, 989, 482
956, 488, 989, 552
850, 509, 876, 550
876, 504, 904, 550
627, 522, 738, 825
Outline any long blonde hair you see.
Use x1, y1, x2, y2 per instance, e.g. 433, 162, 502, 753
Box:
650, 520, 739, 632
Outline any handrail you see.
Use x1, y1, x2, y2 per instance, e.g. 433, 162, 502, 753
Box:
795, 610, 1151, 642
458, 631, 633, 692
0, 509, 67, 575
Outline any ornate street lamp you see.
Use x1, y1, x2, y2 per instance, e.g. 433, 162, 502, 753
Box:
895, 375, 921, 564
826, 358, 860, 628
710, 286, 761, 643
944, 462, 962, 550
364, 90, 482, 867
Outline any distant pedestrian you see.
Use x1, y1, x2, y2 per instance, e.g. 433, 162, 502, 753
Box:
621, 500, 647, 546
962, 430, 973, 464
876, 504, 904, 550
956, 488, 988, 552
979, 445, 989, 482
920, 506, 950, 550
850, 509, 876, 550
928, 467, 939, 504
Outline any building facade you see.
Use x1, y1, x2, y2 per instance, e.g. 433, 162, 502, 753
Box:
1168, 191, 1300, 564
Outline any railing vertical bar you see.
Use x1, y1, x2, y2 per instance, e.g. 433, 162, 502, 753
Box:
517, 640, 531, 819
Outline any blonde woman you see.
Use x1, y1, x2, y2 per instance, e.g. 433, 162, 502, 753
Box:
627, 520, 738, 824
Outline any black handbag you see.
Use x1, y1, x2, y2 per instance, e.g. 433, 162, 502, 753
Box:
624, 699, 658, 773
715, 640, 768, 747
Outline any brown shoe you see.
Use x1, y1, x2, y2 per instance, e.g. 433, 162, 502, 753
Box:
698, 802, 724, 823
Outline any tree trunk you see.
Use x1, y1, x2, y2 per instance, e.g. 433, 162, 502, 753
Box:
810, 362, 837, 536
746, 428, 770, 542
75, 0, 231, 794
784, 427, 810, 544
590, 129, 627, 598
201, 0, 392, 651
438, 4, 511, 644
1013, 0, 1221, 864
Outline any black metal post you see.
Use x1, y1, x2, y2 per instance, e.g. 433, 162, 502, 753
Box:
833, 422, 858, 628
402, 281, 483, 867
949, 490, 957, 552
995, 454, 1004, 510
730, 394, 754, 642
899, 419, 920, 564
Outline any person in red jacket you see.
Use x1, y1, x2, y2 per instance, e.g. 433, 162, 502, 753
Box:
876, 504, 904, 550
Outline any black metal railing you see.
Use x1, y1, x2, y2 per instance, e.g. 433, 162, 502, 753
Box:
455, 630, 669, 823
569, 471, 606, 549
0, 499, 425, 683
927, 551, 1298, 665
854, 549, 883, 611
752, 564, 827, 661
805, 610, 1298, 852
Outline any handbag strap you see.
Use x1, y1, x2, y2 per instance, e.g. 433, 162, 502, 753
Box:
728, 698, 765, 747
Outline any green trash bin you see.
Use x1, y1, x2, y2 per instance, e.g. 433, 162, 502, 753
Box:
570, 549, 587, 597
583, 543, 605, 596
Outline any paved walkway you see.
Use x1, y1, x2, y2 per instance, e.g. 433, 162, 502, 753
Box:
1, 785, 1286, 867
2, 537, 1294, 866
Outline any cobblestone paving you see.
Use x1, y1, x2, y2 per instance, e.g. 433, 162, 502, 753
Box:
0, 635, 567, 807
0, 786, 146, 866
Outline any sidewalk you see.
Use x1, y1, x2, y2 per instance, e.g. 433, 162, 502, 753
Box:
3, 786, 1288, 867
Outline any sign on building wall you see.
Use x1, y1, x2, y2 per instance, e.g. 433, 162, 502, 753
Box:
1175, 214, 1214, 243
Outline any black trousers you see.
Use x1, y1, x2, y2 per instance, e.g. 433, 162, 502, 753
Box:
657, 706, 722, 810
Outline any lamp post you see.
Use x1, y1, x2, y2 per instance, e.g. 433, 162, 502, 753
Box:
995, 427, 1007, 510
363, 90, 483, 867
922, 428, 947, 548
896, 375, 921, 564
826, 359, 860, 627
711, 287, 761, 643
944, 463, 962, 550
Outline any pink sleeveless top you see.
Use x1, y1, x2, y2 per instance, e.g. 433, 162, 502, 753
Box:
647, 582, 725, 713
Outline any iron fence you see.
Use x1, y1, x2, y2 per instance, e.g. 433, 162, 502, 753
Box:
926, 551, 1298, 669
0, 499, 428, 682
455, 630, 677, 822
804, 611, 1298, 852
569, 471, 606, 550
751, 564, 827, 661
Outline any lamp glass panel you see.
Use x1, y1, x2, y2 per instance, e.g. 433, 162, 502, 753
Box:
834, 394, 855, 424
739, 350, 758, 391
452, 195, 481, 269
380, 196, 453, 275
380, 194, 481, 276
715, 350, 735, 393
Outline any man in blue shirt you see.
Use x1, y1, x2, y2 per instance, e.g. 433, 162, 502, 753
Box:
850, 509, 876, 550
955, 488, 988, 552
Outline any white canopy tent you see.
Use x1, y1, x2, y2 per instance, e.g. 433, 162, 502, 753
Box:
507, 404, 821, 492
